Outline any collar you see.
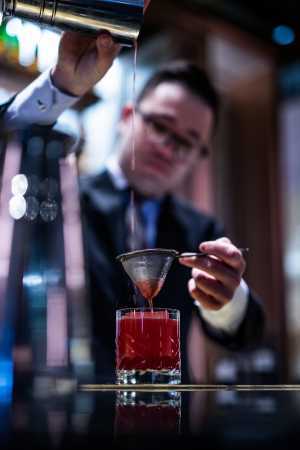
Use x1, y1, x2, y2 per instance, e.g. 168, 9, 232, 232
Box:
105, 153, 163, 214
105, 153, 128, 190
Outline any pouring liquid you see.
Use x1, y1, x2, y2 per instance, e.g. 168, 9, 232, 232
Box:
127, 42, 164, 310
128, 40, 138, 251
134, 279, 165, 310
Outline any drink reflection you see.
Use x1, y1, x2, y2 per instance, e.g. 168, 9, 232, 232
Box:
114, 390, 181, 436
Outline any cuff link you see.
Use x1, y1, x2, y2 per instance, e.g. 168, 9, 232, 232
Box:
36, 99, 48, 112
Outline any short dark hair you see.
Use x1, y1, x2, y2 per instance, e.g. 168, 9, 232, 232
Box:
137, 60, 220, 131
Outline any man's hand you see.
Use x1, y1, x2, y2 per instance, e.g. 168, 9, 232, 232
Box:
51, 32, 121, 97
51, 1, 152, 97
179, 237, 246, 311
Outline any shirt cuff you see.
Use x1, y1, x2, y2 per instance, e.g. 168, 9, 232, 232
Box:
5, 69, 79, 128
195, 279, 249, 335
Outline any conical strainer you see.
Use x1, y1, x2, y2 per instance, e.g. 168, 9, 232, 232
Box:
117, 247, 249, 302
116, 248, 179, 301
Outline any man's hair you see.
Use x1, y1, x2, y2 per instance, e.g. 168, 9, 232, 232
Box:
137, 60, 220, 130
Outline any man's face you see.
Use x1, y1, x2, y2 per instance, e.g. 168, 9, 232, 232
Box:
118, 82, 214, 198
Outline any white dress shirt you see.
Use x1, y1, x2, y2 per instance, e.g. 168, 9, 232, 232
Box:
4, 70, 249, 335
5, 69, 79, 128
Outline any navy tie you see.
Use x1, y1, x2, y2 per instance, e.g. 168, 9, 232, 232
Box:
125, 192, 147, 251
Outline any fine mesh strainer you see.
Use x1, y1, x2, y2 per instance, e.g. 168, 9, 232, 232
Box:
116, 247, 249, 301
116, 249, 179, 301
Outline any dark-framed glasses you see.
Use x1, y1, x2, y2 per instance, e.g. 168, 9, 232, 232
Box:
136, 108, 209, 160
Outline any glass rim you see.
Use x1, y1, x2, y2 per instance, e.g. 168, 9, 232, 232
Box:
116, 248, 179, 262
116, 307, 180, 314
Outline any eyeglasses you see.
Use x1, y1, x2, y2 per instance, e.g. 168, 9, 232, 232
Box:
136, 108, 209, 160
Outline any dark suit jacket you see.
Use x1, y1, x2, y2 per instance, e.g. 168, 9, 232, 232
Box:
80, 170, 264, 383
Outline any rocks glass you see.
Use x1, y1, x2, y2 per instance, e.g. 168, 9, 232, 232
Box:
116, 308, 181, 385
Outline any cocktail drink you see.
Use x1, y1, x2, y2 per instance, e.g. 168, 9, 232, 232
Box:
116, 308, 181, 384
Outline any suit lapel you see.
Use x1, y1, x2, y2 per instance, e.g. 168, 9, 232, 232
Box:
156, 196, 193, 252
80, 170, 133, 308
80, 170, 127, 257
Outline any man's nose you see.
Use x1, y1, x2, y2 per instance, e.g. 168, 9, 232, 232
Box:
154, 136, 176, 159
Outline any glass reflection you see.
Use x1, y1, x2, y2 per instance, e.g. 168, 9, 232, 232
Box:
114, 390, 181, 436
11, 174, 28, 196
8, 194, 26, 219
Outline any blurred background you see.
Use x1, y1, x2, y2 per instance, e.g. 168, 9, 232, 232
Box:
0, 0, 300, 385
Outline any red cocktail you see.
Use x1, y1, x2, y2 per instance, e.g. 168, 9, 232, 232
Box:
116, 308, 181, 384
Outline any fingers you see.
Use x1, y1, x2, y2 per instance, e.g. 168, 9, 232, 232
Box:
180, 237, 246, 311
97, 33, 120, 52
199, 238, 246, 272
52, 31, 120, 96
191, 267, 236, 304
58, 31, 94, 61
96, 33, 121, 69
182, 255, 241, 287
188, 277, 224, 311
180, 237, 246, 275
94, 33, 121, 80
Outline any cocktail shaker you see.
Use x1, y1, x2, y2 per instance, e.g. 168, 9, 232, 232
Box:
0, 0, 144, 46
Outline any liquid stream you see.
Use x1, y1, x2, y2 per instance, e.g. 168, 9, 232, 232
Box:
135, 278, 165, 309
128, 42, 165, 310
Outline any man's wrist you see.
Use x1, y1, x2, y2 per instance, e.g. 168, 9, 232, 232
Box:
51, 66, 83, 97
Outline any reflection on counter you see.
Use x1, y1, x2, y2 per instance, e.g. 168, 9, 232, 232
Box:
2, 375, 300, 449
114, 390, 181, 436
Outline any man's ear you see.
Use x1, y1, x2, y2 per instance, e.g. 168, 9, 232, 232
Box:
118, 104, 134, 133
121, 104, 134, 122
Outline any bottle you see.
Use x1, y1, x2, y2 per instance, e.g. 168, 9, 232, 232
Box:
0, 0, 144, 46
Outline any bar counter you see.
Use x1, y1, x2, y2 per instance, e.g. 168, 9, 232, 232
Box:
2, 376, 300, 450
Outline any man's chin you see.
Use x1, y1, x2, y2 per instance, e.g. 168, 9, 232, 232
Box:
133, 180, 167, 199
139, 162, 172, 180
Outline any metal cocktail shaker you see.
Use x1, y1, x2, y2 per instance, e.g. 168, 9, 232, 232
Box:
0, 0, 144, 46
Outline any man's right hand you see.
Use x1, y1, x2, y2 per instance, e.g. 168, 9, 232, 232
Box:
51, 0, 152, 98
51, 31, 121, 97
50, 0, 152, 97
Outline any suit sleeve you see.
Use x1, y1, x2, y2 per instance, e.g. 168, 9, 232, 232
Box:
197, 290, 265, 350
1, 70, 78, 128
0, 96, 17, 118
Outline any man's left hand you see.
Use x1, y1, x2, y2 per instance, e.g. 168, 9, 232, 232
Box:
179, 237, 246, 311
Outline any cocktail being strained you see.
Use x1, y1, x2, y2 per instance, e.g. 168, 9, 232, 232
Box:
116, 249, 181, 384
116, 308, 181, 384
